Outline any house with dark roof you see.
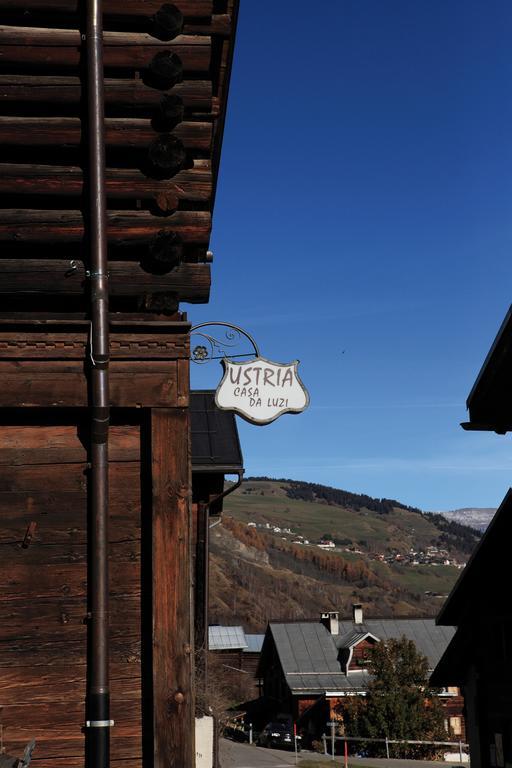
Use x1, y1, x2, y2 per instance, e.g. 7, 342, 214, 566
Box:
207, 626, 263, 700
256, 606, 463, 737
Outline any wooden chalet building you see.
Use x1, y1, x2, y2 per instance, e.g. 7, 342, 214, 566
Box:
257, 607, 464, 740
0, 1, 239, 767
432, 305, 512, 768
207, 626, 263, 701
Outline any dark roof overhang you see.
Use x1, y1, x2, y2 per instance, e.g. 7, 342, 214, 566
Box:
191, 389, 244, 474
430, 628, 469, 687
436, 488, 512, 627
191, 389, 244, 513
463, 305, 512, 433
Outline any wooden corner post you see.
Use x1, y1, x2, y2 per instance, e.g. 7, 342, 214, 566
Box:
151, 407, 194, 767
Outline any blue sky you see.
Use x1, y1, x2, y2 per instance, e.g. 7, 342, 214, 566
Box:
190, 0, 512, 511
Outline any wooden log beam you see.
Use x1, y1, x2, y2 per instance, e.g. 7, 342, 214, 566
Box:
0, 360, 185, 407
0, 75, 212, 112
0, 496, 140, 545
3, 734, 142, 765
0, 209, 210, 243
0, 425, 140, 465
0, 17, 229, 39
0, 664, 140, 704
0, 0, 213, 17
150, 408, 194, 767
0, 596, 140, 638
0, 117, 211, 150
0, 163, 212, 210
0, 28, 210, 71
0, 260, 211, 301
0, 452, 134, 490
0, 634, 93, 665
4, 539, 140, 569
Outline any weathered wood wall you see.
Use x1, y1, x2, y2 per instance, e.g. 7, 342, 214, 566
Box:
0, 426, 143, 766
0, 0, 238, 763
0, 0, 237, 315
0, 321, 194, 767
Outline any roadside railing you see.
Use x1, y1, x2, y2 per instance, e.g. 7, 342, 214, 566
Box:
323, 725, 469, 763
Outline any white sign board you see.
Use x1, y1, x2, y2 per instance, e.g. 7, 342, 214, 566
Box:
215, 357, 309, 425
195, 715, 213, 768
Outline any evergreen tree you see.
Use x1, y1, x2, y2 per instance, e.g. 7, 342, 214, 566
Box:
344, 637, 447, 753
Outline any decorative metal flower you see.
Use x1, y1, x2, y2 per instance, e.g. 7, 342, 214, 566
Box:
192, 344, 209, 361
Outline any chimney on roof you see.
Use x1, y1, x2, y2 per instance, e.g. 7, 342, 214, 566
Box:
320, 611, 339, 635
352, 604, 363, 625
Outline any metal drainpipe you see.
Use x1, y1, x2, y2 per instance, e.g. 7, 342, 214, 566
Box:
207, 471, 244, 516
85, 0, 111, 764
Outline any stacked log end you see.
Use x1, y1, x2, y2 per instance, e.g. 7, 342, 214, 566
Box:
0, 0, 237, 314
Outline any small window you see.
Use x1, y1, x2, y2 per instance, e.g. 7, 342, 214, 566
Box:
450, 716, 462, 736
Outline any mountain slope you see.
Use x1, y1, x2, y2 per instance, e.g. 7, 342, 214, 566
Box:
209, 478, 481, 631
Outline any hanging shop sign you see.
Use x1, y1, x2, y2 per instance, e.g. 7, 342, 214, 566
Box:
190, 322, 309, 426
215, 357, 309, 425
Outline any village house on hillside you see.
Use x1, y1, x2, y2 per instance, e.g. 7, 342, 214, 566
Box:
208, 626, 263, 700
256, 606, 464, 740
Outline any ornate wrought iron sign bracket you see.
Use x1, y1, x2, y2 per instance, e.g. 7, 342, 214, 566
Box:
191, 321, 260, 364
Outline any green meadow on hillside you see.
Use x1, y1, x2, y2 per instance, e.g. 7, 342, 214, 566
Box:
208, 479, 474, 629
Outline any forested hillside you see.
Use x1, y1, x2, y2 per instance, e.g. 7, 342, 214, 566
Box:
208, 478, 481, 631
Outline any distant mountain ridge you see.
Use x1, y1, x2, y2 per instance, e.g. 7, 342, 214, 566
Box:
438, 507, 496, 532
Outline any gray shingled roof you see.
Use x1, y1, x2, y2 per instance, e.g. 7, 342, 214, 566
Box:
269, 622, 367, 694
209, 625, 247, 651
267, 618, 455, 695
336, 619, 455, 669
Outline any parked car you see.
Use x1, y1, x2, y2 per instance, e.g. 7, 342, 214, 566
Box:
257, 721, 301, 751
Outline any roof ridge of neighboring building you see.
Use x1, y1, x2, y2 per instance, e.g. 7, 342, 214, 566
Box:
337, 627, 378, 646
268, 614, 440, 625
342, 615, 438, 622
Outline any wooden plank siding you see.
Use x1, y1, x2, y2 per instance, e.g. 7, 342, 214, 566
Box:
0, 406, 194, 766
348, 638, 374, 671
150, 408, 194, 767
0, 432, 143, 766
0, 324, 194, 765
0, 0, 238, 764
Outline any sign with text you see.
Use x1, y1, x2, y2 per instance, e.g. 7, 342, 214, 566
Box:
215, 357, 309, 425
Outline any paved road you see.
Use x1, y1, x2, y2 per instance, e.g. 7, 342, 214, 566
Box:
219, 740, 464, 768
220, 739, 302, 767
